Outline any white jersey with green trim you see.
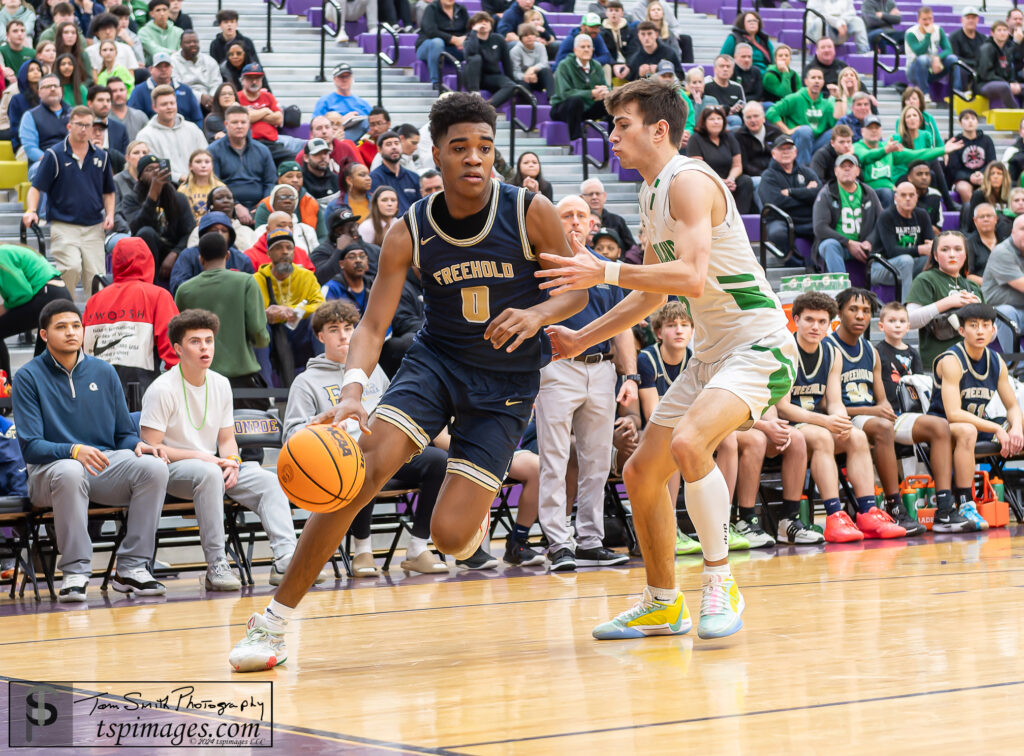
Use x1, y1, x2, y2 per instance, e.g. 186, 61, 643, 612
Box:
638, 154, 788, 364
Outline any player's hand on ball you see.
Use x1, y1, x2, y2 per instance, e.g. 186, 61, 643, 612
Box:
536, 233, 605, 295
544, 324, 582, 360
485, 307, 543, 352
311, 398, 372, 435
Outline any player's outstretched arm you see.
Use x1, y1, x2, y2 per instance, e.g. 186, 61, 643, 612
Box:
535, 171, 713, 297
313, 220, 413, 431
484, 194, 588, 353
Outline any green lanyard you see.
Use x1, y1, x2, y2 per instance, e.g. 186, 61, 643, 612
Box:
179, 365, 209, 431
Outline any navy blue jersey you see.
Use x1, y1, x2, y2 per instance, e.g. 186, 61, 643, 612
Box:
407, 180, 545, 373
791, 338, 836, 413
638, 343, 689, 397
928, 343, 1004, 418
827, 332, 877, 408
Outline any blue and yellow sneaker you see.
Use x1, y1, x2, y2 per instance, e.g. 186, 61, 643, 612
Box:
592, 587, 692, 640
697, 572, 745, 639
676, 530, 702, 555
728, 524, 751, 551
959, 501, 989, 531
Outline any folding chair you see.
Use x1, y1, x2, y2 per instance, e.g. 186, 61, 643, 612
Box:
0, 496, 40, 600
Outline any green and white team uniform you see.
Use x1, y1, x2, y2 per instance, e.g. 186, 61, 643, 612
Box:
638, 155, 797, 428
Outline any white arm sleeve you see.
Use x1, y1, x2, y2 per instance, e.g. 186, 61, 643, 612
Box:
907, 301, 940, 330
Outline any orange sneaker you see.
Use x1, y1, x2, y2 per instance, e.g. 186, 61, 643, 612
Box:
856, 507, 907, 539
825, 511, 864, 543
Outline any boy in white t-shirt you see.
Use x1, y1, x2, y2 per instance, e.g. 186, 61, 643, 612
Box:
140, 309, 322, 590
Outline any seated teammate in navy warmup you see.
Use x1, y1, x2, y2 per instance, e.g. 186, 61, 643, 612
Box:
229, 91, 588, 672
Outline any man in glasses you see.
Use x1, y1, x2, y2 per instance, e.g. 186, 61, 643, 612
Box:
18, 73, 71, 181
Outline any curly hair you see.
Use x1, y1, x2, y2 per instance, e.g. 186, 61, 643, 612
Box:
835, 287, 879, 315
168, 309, 221, 346
650, 300, 692, 332
428, 91, 497, 145
792, 291, 838, 320
311, 299, 360, 334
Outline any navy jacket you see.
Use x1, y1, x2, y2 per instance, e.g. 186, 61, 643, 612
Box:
106, 117, 129, 155
12, 351, 141, 465
208, 136, 276, 209
127, 78, 203, 127
370, 163, 421, 214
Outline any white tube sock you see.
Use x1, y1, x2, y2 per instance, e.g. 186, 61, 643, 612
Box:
684, 466, 731, 563
406, 536, 429, 559
353, 537, 373, 555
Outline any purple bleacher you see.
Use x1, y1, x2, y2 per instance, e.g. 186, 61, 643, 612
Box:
282, 123, 311, 140
942, 213, 960, 231
742, 214, 760, 241
286, 0, 317, 14
571, 137, 612, 159
613, 157, 641, 182
541, 120, 571, 144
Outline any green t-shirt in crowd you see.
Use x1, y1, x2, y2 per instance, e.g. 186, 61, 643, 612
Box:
837, 183, 863, 241
0, 244, 60, 310
0, 43, 34, 74
906, 267, 984, 368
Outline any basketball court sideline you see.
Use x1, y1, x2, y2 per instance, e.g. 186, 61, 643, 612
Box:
2, 528, 1024, 755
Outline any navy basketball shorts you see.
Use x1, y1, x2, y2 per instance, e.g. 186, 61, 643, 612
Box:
374, 339, 539, 492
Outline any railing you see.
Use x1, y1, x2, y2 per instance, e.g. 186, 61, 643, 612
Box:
316, 0, 343, 82
801, 7, 828, 71
19, 220, 45, 257
871, 32, 901, 99
263, 0, 286, 54
437, 50, 463, 94
948, 59, 977, 140
736, 0, 761, 16
507, 85, 537, 169
375, 23, 400, 107
759, 204, 795, 270
580, 120, 610, 182
865, 254, 902, 302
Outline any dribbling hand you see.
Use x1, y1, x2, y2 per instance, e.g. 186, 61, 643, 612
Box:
311, 398, 371, 435
535, 233, 604, 295
484, 307, 543, 353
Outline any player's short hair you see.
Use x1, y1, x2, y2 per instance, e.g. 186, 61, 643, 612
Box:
791, 291, 837, 320
396, 123, 419, 139
835, 287, 879, 314
469, 11, 493, 27
311, 299, 360, 334
605, 79, 687, 149
169, 309, 220, 345
879, 301, 907, 320
151, 84, 177, 103
198, 231, 229, 262
651, 300, 692, 332
216, 9, 239, 23
428, 91, 497, 145
831, 124, 852, 140
39, 299, 80, 331
958, 303, 997, 324
636, 20, 658, 33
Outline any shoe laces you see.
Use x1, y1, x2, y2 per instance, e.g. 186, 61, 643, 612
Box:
618, 588, 662, 621
700, 574, 729, 616
875, 508, 897, 525
211, 558, 233, 577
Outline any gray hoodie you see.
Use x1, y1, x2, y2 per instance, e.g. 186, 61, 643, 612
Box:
283, 356, 389, 442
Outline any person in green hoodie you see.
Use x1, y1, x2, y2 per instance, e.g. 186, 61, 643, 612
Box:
765, 68, 843, 166
550, 33, 610, 140
853, 113, 961, 207
0, 244, 71, 378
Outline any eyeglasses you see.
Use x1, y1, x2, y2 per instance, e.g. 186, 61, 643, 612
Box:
69, 121, 92, 129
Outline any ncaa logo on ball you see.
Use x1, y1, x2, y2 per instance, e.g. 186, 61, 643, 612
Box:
279, 464, 294, 484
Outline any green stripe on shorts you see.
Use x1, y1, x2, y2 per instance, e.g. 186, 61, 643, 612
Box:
716, 273, 756, 284
752, 344, 796, 414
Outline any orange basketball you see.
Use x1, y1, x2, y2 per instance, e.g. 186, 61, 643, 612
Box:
277, 425, 366, 512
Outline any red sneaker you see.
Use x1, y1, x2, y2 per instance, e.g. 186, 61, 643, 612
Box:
856, 507, 907, 539
825, 511, 864, 543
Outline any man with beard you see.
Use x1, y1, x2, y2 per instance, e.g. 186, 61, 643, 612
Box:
311, 207, 374, 285
171, 30, 221, 112
300, 138, 339, 203
120, 154, 196, 282
369, 130, 420, 214
294, 115, 360, 180
322, 241, 373, 317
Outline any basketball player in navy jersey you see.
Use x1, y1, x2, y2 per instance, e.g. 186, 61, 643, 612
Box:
229, 93, 588, 672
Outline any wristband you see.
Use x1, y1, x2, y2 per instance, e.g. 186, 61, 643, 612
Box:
604, 261, 621, 286
342, 368, 369, 390
227, 454, 242, 465
71, 444, 81, 460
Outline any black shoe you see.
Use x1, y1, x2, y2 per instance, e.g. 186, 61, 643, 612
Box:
888, 503, 926, 536
575, 546, 629, 567
503, 539, 545, 566
111, 566, 166, 596
456, 547, 499, 570
548, 547, 576, 572
932, 507, 971, 533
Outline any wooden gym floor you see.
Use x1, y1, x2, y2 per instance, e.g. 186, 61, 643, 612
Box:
2, 528, 1024, 755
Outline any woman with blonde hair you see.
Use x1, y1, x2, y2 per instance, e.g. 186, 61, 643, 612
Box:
357, 186, 398, 245
95, 39, 134, 94
762, 44, 799, 100
963, 161, 1011, 233
645, 1, 680, 56
178, 149, 225, 222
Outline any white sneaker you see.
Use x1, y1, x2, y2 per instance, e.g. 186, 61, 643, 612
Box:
336, 29, 349, 43
111, 566, 166, 596
270, 553, 329, 585
205, 558, 242, 591
451, 511, 489, 561
697, 572, 745, 639
58, 573, 89, 603
229, 612, 287, 672
777, 517, 825, 545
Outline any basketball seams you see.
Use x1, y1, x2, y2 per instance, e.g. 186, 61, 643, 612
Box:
311, 426, 347, 499
277, 426, 365, 513
281, 434, 342, 505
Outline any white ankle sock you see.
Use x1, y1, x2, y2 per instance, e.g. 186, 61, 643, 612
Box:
649, 585, 678, 602
684, 466, 731, 563
264, 599, 294, 631
353, 537, 372, 555
406, 536, 428, 559
703, 563, 731, 577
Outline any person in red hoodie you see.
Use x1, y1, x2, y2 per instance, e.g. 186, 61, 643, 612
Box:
82, 237, 179, 406
243, 210, 315, 271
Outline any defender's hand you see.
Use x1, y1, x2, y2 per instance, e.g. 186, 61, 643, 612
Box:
544, 324, 583, 360
536, 232, 604, 295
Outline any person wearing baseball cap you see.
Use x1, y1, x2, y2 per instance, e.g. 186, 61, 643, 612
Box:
592, 227, 623, 261
554, 11, 613, 68
299, 138, 340, 202
757, 133, 820, 258
139, 0, 184, 63
310, 207, 367, 285
128, 50, 204, 127
312, 61, 372, 139
811, 150, 883, 274
237, 61, 307, 164
949, 7, 983, 73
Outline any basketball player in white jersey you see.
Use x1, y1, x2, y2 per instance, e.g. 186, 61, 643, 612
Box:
539, 79, 797, 640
